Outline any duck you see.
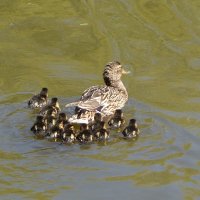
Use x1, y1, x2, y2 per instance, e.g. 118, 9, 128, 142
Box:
89, 113, 102, 132
30, 115, 47, 137
62, 124, 76, 143
65, 61, 129, 124
122, 119, 139, 138
108, 109, 125, 128
76, 124, 93, 143
28, 88, 48, 108
94, 121, 109, 140
40, 97, 61, 116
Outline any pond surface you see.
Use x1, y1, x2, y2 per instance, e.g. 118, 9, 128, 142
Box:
0, 1, 200, 199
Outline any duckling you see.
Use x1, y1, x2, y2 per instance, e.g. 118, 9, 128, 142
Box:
44, 107, 57, 130
89, 113, 102, 132
49, 120, 64, 139
77, 124, 93, 143
108, 109, 125, 128
56, 112, 69, 127
62, 124, 76, 143
40, 97, 61, 116
28, 88, 48, 108
122, 119, 139, 138
94, 121, 109, 140
30, 115, 47, 137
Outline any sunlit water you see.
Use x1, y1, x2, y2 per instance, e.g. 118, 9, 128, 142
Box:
0, 1, 200, 199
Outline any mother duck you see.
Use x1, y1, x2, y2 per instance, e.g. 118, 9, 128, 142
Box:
65, 61, 129, 124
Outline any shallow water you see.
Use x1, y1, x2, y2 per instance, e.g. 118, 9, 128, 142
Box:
0, 1, 200, 199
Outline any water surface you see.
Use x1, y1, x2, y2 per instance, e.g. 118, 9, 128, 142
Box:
0, 1, 200, 199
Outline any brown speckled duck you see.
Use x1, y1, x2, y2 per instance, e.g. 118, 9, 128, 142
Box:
65, 61, 129, 124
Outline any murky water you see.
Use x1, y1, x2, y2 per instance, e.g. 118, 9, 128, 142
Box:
0, 1, 200, 199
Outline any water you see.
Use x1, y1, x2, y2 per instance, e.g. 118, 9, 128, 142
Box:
0, 1, 200, 199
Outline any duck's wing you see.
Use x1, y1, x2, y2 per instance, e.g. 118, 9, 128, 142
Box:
65, 86, 108, 112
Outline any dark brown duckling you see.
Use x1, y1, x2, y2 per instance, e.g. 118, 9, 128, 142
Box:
48, 120, 64, 139
77, 124, 93, 143
122, 119, 139, 138
94, 121, 109, 140
40, 97, 61, 116
28, 88, 48, 109
44, 107, 57, 130
56, 112, 69, 127
108, 109, 125, 128
30, 115, 47, 137
62, 124, 76, 143
89, 113, 102, 132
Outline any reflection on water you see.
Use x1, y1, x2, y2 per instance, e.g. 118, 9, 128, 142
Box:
0, 0, 200, 200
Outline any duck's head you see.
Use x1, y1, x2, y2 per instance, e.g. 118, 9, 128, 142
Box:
103, 61, 130, 86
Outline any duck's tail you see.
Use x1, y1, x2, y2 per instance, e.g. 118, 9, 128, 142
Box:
65, 102, 79, 108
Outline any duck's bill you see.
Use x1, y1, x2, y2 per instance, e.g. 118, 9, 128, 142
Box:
122, 69, 131, 74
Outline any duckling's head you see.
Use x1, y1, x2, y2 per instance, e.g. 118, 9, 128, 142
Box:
129, 119, 137, 127
94, 113, 102, 122
80, 123, 89, 131
36, 115, 45, 122
40, 87, 48, 95
58, 112, 67, 121
51, 97, 58, 105
114, 109, 123, 118
103, 61, 130, 86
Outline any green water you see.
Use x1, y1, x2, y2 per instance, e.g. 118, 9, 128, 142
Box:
0, 0, 200, 199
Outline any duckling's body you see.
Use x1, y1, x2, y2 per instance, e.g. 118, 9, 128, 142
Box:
40, 97, 61, 116
94, 121, 109, 140
30, 115, 47, 137
66, 61, 129, 124
108, 109, 125, 128
122, 119, 139, 138
62, 124, 76, 143
77, 124, 93, 143
28, 88, 48, 109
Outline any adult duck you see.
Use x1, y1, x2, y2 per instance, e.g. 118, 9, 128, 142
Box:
65, 61, 129, 124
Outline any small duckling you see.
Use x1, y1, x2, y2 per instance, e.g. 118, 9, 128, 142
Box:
90, 113, 102, 132
28, 88, 48, 108
94, 121, 109, 140
122, 119, 139, 138
40, 97, 61, 116
108, 109, 125, 128
30, 115, 47, 137
44, 108, 57, 130
48, 120, 64, 139
56, 112, 69, 127
77, 124, 93, 143
62, 124, 76, 143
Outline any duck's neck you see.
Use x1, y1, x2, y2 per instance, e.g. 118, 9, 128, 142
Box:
110, 80, 127, 93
